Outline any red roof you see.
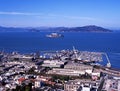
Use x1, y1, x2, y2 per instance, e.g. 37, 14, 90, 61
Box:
18, 78, 25, 82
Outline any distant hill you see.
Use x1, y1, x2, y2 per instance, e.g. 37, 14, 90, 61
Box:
28, 25, 113, 32
58, 25, 112, 32
0, 26, 27, 32
0, 25, 113, 32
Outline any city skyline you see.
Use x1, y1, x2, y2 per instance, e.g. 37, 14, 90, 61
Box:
0, 0, 120, 29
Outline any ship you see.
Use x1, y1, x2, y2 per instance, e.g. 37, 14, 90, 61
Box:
46, 33, 64, 38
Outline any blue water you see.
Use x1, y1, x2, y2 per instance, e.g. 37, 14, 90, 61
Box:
0, 32, 120, 69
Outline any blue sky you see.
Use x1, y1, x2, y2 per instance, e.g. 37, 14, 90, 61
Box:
0, 0, 120, 28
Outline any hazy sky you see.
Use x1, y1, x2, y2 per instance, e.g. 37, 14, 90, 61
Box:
0, 0, 120, 28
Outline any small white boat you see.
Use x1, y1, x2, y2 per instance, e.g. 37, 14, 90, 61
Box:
46, 33, 63, 38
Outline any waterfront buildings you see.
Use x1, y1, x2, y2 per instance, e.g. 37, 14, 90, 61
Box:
0, 50, 119, 91
64, 62, 93, 74
42, 59, 67, 68
48, 62, 93, 76
48, 68, 85, 76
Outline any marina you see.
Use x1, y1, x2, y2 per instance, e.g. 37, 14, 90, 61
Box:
0, 48, 112, 69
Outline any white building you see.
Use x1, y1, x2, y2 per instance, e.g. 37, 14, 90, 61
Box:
102, 76, 120, 91
35, 80, 41, 88
48, 68, 85, 76
64, 62, 93, 74
48, 62, 93, 76
64, 79, 100, 91
42, 59, 66, 68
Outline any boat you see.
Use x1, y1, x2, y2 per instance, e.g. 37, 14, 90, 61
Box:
46, 33, 63, 38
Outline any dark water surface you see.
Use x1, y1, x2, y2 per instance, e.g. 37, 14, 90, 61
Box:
0, 32, 120, 69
